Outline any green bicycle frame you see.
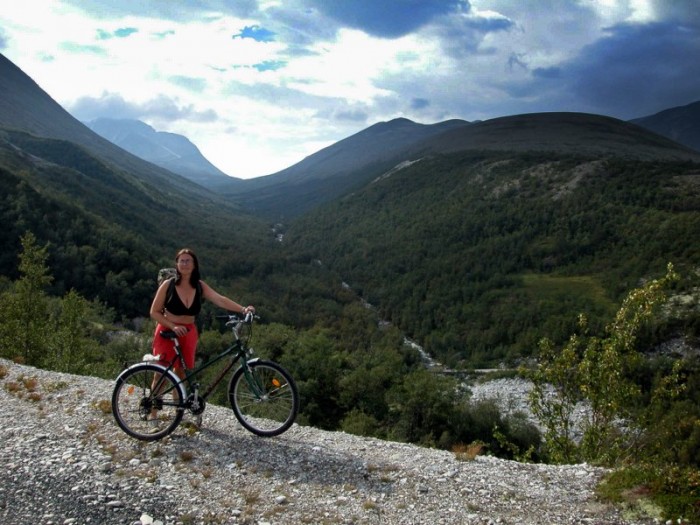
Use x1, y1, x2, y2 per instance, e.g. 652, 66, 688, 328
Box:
152, 338, 251, 406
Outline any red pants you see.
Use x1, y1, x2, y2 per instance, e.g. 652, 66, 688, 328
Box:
152, 323, 198, 369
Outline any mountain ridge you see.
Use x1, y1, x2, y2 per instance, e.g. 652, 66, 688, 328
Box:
0, 53, 226, 202
418, 111, 700, 161
0, 52, 268, 316
85, 117, 234, 188
630, 100, 700, 153
222, 109, 700, 218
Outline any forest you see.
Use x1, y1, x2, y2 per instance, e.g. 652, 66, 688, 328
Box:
1, 230, 698, 522
289, 152, 700, 367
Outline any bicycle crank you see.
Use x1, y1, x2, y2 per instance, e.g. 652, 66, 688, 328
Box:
187, 393, 206, 415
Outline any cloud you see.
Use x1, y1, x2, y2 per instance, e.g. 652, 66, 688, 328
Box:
0, 28, 7, 50
61, 0, 259, 21
69, 92, 218, 124
261, 4, 338, 48
532, 66, 560, 79
252, 60, 286, 72
302, 0, 470, 39
649, 0, 700, 23
557, 20, 700, 118
423, 1, 700, 121
169, 75, 208, 92
59, 42, 107, 55
223, 79, 371, 129
331, 108, 369, 122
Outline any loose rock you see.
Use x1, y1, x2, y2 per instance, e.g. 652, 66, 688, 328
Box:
0, 359, 655, 524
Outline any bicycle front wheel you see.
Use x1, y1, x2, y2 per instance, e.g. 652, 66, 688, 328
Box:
112, 363, 185, 441
228, 360, 299, 437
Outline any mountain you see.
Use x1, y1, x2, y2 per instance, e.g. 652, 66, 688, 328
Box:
246, 117, 470, 186
85, 118, 234, 188
218, 118, 470, 218
630, 100, 700, 153
287, 145, 700, 366
0, 53, 223, 200
2, 51, 699, 368
417, 111, 700, 161
0, 52, 267, 315
223, 112, 700, 219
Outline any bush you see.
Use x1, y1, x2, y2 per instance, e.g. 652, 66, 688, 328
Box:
598, 465, 700, 524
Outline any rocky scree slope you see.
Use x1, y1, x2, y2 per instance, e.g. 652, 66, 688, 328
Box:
0, 359, 656, 525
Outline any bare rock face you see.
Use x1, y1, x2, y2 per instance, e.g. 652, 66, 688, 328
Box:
0, 359, 653, 525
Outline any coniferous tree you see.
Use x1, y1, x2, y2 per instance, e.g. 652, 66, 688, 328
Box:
0, 232, 52, 365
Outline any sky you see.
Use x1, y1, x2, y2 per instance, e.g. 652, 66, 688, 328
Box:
1, 1, 699, 179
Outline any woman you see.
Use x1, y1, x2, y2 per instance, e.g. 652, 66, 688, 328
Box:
150, 248, 254, 375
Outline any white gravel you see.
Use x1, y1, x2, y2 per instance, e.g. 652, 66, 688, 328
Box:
0, 359, 657, 525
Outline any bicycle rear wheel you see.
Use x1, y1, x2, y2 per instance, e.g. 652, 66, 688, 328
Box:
228, 360, 299, 437
112, 363, 185, 441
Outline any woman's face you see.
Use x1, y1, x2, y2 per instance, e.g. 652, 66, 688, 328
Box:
176, 253, 195, 275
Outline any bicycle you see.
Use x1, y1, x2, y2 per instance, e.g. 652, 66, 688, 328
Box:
112, 312, 299, 441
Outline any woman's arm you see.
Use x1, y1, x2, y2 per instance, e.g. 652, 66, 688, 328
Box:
201, 281, 253, 314
150, 280, 181, 332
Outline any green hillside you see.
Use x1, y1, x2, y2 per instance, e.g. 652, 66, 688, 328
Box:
0, 52, 363, 328
0, 133, 268, 316
286, 150, 700, 366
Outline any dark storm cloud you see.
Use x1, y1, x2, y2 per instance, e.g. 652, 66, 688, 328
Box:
69, 92, 217, 123
650, 0, 700, 23
490, 15, 700, 120
428, 8, 514, 59
532, 66, 561, 79
302, 0, 471, 38
561, 21, 700, 118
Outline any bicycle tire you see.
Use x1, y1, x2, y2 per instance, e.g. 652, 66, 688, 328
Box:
112, 363, 185, 441
228, 359, 299, 437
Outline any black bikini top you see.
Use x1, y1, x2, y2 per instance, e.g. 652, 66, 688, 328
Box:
164, 279, 202, 316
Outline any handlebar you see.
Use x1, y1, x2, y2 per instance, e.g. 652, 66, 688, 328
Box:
216, 311, 259, 326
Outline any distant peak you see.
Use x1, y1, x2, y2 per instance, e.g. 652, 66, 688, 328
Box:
87, 117, 156, 133
387, 117, 415, 124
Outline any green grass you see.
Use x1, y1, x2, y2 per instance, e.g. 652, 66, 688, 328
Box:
521, 273, 614, 307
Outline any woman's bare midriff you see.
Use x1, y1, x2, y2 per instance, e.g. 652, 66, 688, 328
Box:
164, 312, 196, 325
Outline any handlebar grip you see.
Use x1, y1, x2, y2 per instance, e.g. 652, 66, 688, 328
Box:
216, 312, 259, 323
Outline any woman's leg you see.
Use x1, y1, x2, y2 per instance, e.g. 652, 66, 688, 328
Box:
149, 367, 184, 419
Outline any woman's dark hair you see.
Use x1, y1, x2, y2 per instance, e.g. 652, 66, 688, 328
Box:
175, 248, 201, 287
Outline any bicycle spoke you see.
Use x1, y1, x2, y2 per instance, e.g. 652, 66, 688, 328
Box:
229, 361, 299, 437
112, 364, 184, 441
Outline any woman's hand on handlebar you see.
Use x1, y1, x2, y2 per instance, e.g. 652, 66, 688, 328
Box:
172, 325, 189, 337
